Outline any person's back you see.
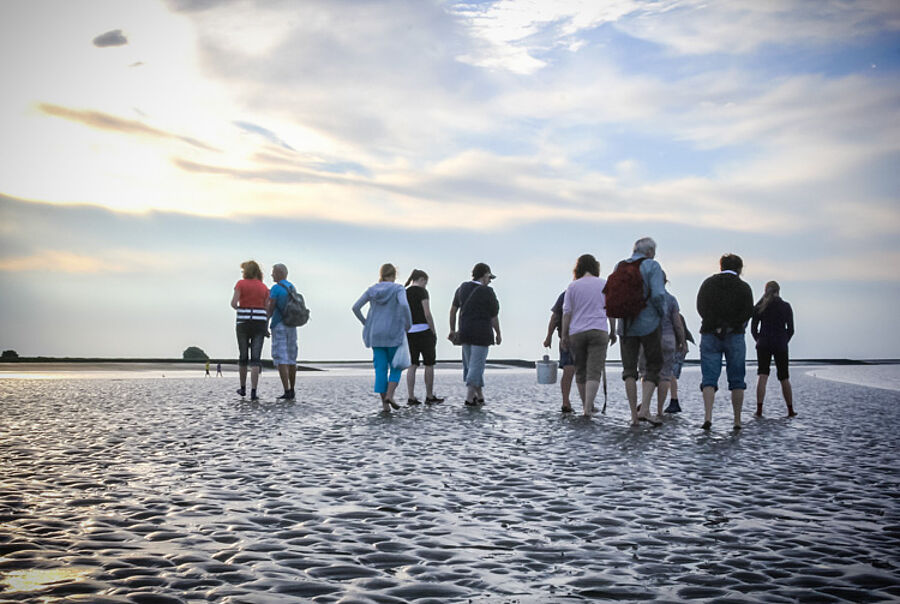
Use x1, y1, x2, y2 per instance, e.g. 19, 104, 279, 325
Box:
612, 254, 665, 337
563, 275, 609, 335
359, 281, 409, 347
753, 297, 793, 347
406, 285, 429, 325
660, 291, 679, 339
697, 272, 754, 334
269, 278, 294, 328
456, 281, 499, 346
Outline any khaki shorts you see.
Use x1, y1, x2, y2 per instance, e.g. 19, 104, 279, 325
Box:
569, 329, 609, 383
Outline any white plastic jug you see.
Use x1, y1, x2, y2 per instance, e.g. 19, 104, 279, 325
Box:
536, 354, 558, 384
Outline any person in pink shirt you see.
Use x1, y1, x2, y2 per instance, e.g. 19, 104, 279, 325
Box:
560, 254, 617, 417
230, 260, 269, 401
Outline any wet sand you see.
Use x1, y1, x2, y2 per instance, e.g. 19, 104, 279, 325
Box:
1, 368, 898, 602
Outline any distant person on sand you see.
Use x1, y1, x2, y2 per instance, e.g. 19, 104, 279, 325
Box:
231, 260, 269, 401
637, 275, 685, 418
404, 269, 443, 405
560, 254, 616, 417
216, 363, 222, 377
543, 291, 576, 413
268, 263, 299, 401
352, 264, 413, 412
205, 361, 210, 377
449, 263, 501, 407
751, 281, 796, 417
665, 313, 694, 413
607, 237, 665, 426
697, 253, 754, 430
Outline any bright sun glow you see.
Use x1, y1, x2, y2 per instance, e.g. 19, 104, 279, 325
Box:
0, 566, 94, 593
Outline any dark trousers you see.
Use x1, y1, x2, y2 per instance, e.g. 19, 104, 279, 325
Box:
621, 326, 662, 385
236, 320, 267, 367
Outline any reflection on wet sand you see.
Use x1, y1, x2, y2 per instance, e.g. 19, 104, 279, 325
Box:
0, 369, 898, 602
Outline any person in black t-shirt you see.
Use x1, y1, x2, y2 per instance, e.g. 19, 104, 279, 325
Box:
404, 269, 444, 405
449, 263, 501, 406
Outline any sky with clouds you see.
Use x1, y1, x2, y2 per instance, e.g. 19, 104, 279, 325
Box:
1, 0, 899, 362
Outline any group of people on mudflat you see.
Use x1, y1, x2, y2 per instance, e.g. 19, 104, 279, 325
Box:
231, 237, 796, 429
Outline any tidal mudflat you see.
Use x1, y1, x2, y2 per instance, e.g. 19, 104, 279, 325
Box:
1, 367, 898, 602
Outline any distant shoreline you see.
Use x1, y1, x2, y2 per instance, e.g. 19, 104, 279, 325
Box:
1, 357, 898, 369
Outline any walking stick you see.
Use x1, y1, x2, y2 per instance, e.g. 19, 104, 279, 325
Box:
601, 366, 608, 414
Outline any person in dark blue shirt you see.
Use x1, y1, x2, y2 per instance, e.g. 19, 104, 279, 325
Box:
751, 281, 796, 417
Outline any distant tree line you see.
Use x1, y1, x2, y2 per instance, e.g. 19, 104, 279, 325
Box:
182, 346, 209, 360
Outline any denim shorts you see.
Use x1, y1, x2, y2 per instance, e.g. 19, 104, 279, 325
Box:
462, 344, 489, 388
700, 332, 747, 391
271, 323, 298, 365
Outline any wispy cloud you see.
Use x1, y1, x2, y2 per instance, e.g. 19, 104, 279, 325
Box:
0, 249, 173, 274
234, 120, 295, 151
37, 103, 219, 152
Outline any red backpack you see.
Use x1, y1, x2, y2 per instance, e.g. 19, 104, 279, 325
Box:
603, 258, 647, 318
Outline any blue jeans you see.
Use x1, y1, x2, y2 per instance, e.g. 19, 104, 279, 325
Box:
462, 344, 489, 388
700, 333, 747, 391
372, 346, 401, 393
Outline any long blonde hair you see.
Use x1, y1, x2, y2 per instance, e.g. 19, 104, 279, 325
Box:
755, 280, 780, 314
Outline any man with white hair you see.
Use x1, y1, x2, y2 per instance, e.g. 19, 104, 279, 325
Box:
268, 263, 298, 400
607, 237, 666, 426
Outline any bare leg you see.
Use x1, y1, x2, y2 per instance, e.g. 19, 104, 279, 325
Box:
379, 392, 391, 412
656, 380, 670, 417
670, 377, 679, 401
424, 365, 435, 398
576, 381, 586, 406
250, 366, 260, 390
385, 380, 399, 403
277, 365, 291, 393
625, 377, 639, 425
731, 388, 744, 428
239, 365, 247, 390
561, 366, 575, 409
583, 380, 600, 416
639, 381, 656, 419
288, 364, 296, 390
406, 365, 418, 400
702, 386, 715, 427
781, 378, 795, 416
756, 374, 769, 416
466, 384, 478, 403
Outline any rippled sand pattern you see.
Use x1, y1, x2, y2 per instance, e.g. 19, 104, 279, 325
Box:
1, 370, 899, 603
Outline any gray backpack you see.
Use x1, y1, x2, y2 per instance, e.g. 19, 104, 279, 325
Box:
277, 283, 310, 327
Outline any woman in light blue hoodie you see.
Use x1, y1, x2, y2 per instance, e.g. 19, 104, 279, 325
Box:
352, 263, 413, 412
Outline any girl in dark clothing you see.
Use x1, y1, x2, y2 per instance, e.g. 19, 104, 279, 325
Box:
404, 269, 443, 405
751, 281, 796, 417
